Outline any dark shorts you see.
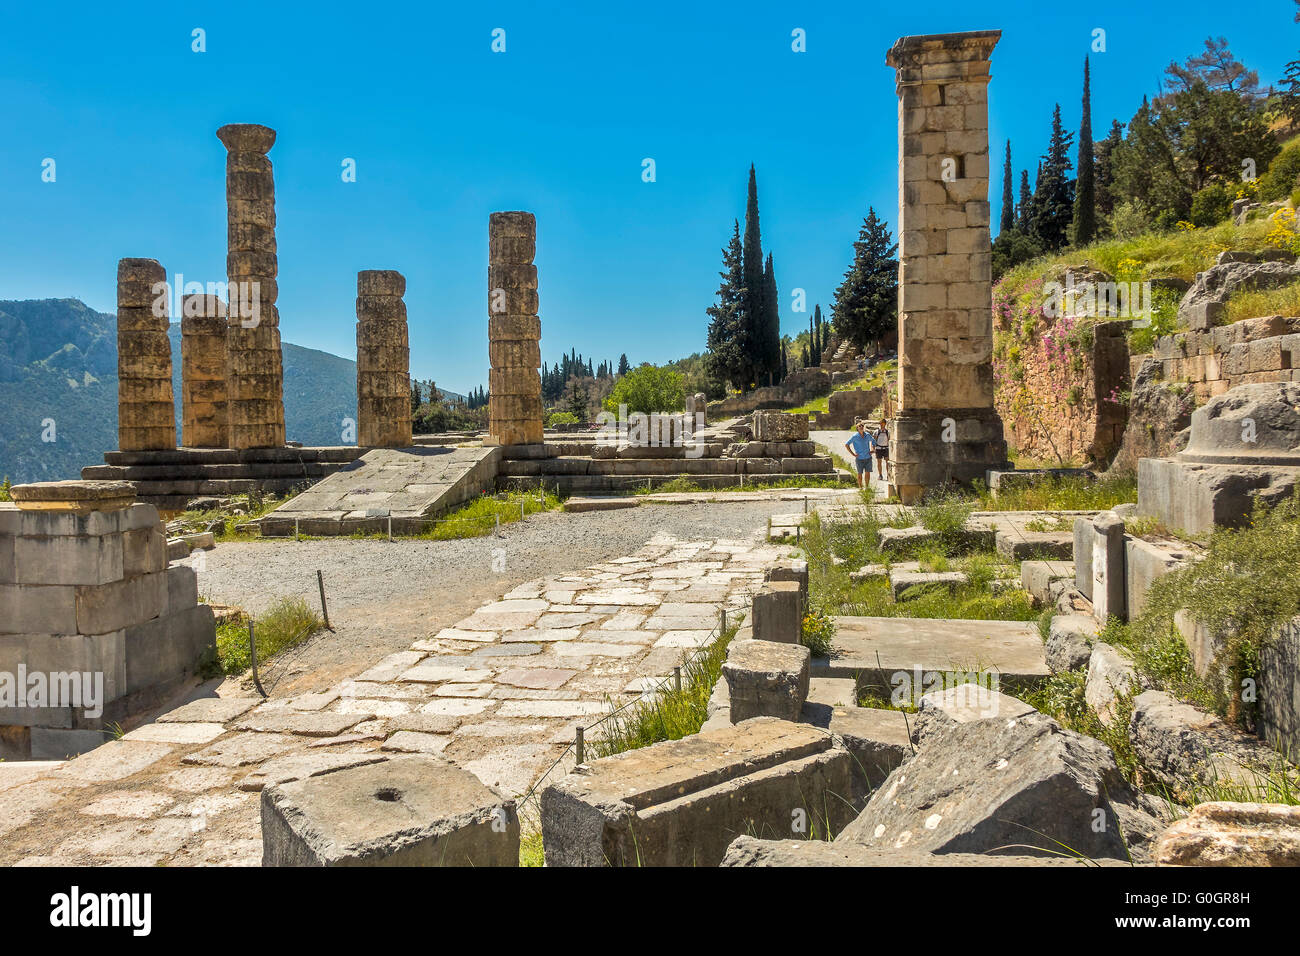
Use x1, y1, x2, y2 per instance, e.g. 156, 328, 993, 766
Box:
874, 448, 889, 460
855, 457, 872, 475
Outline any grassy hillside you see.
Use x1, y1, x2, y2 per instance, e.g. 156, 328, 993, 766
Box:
0, 299, 358, 484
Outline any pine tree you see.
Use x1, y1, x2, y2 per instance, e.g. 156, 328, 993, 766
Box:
411, 380, 422, 409
779, 339, 788, 380
617, 354, 630, 376
741, 165, 766, 389
705, 220, 751, 390
1030, 105, 1075, 251
830, 208, 898, 351
1000, 140, 1015, 235
1094, 119, 1125, 223
1072, 58, 1097, 246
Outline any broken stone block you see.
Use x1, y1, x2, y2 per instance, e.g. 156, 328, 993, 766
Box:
1153, 801, 1300, 866
1129, 690, 1279, 795
261, 754, 519, 866
890, 570, 967, 601
722, 639, 811, 723
751, 581, 803, 644
1125, 537, 1193, 620
839, 712, 1163, 861
1020, 560, 1073, 607
1046, 614, 1099, 673
720, 835, 1128, 866
1259, 615, 1300, 758
996, 529, 1074, 561
765, 558, 809, 599
912, 682, 1036, 746
1084, 642, 1139, 725
540, 717, 853, 866
1090, 512, 1127, 621
752, 410, 809, 442
1073, 517, 1093, 601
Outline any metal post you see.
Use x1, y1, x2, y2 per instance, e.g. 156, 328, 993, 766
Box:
673, 666, 682, 693
316, 569, 331, 631
574, 725, 585, 765
387, 516, 392, 541
804, 495, 809, 514
248, 618, 266, 698
521, 499, 525, 521
721, 607, 728, 632
294, 517, 299, 539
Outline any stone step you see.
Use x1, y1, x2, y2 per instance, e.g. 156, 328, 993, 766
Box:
562, 496, 640, 513
813, 616, 1050, 695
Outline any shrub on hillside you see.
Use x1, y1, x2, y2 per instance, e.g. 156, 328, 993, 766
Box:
1190, 182, 1234, 228
603, 363, 685, 415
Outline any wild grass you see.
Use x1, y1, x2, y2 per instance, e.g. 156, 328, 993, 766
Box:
1026, 673, 1141, 782
1224, 277, 1300, 323
973, 475, 1137, 512
999, 217, 1273, 294
173, 492, 290, 541
634, 475, 851, 495
1117, 489, 1300, 728
519, 829, 546, 867
588, 613, 740, 759
212, 596, 324, 676
420, 490, 559, 540
0, 477, 10, 501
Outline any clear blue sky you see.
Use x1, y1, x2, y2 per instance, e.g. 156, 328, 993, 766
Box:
1, 0, 1295, 395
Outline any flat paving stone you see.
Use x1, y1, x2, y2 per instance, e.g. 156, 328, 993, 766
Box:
418, 698, 495, 717
0, 761, 62, 791
234, 711, 372, 737
356, 651, 427, 682
495, 668, 577, 690
400, 664, 494, 684
470, 643, 542, 657
56, 741, 175, 783
335, 698, 411, 717
81, 790, 176, 818
237, 749, 387, 792
501, 627, 582, 644
160, 767, 234, 793
553, 642, 642, 658
183, 732, 299, 767
589, 629, 659, 644
600, 610, 648, 630
381, 731, 452, 754
815, 616, 1050, 692
428, 627, 498, 643
432, 682, 496, 697
653, 630, 715, 648
495, 700, 606, 718
124, 722, 227, 745
157, 698, 261, 724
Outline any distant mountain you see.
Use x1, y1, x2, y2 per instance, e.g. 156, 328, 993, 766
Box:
0, 298, 358, 484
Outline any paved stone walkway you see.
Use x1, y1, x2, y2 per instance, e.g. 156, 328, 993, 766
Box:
0, 532, 785, 866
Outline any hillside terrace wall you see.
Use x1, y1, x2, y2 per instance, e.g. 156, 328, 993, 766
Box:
1146, 315, 1300, 403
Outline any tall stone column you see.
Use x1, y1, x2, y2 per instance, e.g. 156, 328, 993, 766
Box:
217, 123, 284, 450
487, 211, 543, 446
355, 270, 412, 448
181, 294, 228, 448
116, 258, 176, 451
886, 31, 1008, 504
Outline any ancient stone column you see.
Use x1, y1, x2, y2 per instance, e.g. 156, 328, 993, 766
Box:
116, 258, 177, 451
181, 294, 228, 448
487, 211, 543, 446
355, 270, 412, 448
886, 31, 1009, 504
217, 123, 284, 449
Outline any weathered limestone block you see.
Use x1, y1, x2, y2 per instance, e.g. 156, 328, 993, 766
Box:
1090, 512, 1127, 621
355, 270, 412, 448
1073, 516, 1093, 600
886, 31, 1008, 503
751, 581, 803, 643
837, 712, 1162, 860
488, 211, 543, 447
261, 754, 519, 866
540, 718, 854, 866
721, 836, 1128, 866
723, 639, 811, 722
1020, 559, 1073, 606
1125, 537, 1193, 620
116, 258, 176, 452
181, 295, 227, 448
911, 682, 1036, 746
1046, 614, 1099, 673
752, 409, 810, 442
1259, 615, 1300, 757
890, 570, 967, 600
1084, 642, 1139, 725
218, 123, 284, 450
764, 558, 809, 598
1154, 801, 1300, 866
1129, 690, 1278, 795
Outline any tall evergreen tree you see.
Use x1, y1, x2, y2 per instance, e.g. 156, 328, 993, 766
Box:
705, 220, 751, 390
1030, 105, 1075, 251
812, 304, 824, 365
1000, 140, 1015, 235
830, 208, 898, 352
1072, 57, 1097, 246
1016, 169, 1033, 231
617, 353, 630, 376
1094, 119, 1125, 223
779, 339, 788, 380
762, 252, 780, 382
741, 165, 766, 388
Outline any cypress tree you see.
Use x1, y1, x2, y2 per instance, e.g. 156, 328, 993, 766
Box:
705, 219, 751, 390
830, 208, 899, 352
617, 353, 630, 376
1000, 140, 1015, 235
1017, 169, 1033, 231
763, 252, 780, 382
741, 165, 765, 389
1072, 57, 1097, 246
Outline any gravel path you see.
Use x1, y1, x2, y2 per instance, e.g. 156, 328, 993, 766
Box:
190, 499, 804, 696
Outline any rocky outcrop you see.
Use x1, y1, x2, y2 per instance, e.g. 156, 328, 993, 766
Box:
1153, 801, 1300, 866
1178, 256, 1300, 324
